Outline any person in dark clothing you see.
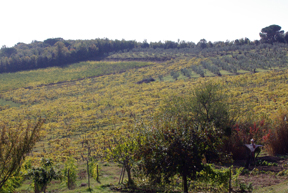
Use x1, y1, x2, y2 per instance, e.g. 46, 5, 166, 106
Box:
245, 139, 258, 169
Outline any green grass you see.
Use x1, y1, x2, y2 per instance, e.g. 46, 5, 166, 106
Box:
163, 75, 176, 82
256, 68, 270, 72
203, 69, 216, 77
0, 61, 154, 91
254, 180, 288, 193
0, 98, 21, 107
190, 71, 201, 78
237, 69, 251, 74
220, 70, 233, 75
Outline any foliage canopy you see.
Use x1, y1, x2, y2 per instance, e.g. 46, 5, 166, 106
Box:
0, 118, 45, 191
260, 24, 285, 43
26, 158, 62, 193
135, 82, 232, 192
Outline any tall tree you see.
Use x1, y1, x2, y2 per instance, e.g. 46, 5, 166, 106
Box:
197, 39, 207, 49
134, 82, 233, 192
260, 24, 284, 44
0, 46, 17, 57
284, 32, 288, 43
136, 119, 223, 193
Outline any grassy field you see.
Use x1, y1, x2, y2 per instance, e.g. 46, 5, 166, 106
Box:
0, 61, 154, 91
0, 98, 20, 107
254, 180, 288, 193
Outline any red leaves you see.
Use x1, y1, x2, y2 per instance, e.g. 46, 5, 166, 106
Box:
233, 120, 268, 145
262, 129, 272, 143
249, 122, 260, 137
260, 119, 265, 127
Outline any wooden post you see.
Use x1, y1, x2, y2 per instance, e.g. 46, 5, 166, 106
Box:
67, 168, 70, 189
96, 164, 99, 182
87, 160, 90, 189
229, 166, 232, 193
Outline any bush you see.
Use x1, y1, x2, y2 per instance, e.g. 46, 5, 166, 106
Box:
265, 110, 288, 155
26, 158, 62, 193
180, 68, 191, 78
63, 157, 77, 189
195, 165, 243, 192
224, 120, 269, 160
170, 70, 180, 80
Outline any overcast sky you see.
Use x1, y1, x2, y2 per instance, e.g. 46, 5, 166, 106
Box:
1, 0, 288, 47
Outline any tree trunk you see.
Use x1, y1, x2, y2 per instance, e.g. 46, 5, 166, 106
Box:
121, 168, 125, 184
34, 183, 40, 193
40, 184, 47, 193
119, 166, 124, 184
124, 158, 133, 186
182, 173, 188, 193
126, 166, 133, 185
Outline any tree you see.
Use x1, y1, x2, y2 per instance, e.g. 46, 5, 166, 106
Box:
284, 32, 288, 43
191, 82, 233, 135
55, 41, 68, 65
0, 118, 45, 190
26, 158, 62, 193
105, 128, 138, 186
134, 82, 232, 192
260, 24, 284, 44
161, 81, 233, 136
43, 38, 64, 46
197, 39, 207, 49
0, 46, 17, 57
170, 70, 180, 80
141, 39, 149, 48
88, 44, 99, 57
135, 113, 225, 192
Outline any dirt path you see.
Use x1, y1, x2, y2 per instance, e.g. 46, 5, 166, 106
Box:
235, 156, 288, 190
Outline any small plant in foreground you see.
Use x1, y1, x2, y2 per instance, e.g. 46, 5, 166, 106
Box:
256, 160, 278, 166
63, 157, 77, 189
26, 158, 62, 193
239, 182, 253, 192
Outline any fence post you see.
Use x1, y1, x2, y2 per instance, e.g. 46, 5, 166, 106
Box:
229, 166, 232, 193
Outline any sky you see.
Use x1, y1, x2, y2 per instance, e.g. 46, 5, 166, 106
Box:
1, 0, 288, 47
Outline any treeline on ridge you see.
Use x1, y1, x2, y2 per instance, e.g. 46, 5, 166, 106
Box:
1, 24, 288, 74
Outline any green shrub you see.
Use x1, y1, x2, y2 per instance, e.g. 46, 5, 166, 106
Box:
63, 157, 77, 189
196, 165, 243, 192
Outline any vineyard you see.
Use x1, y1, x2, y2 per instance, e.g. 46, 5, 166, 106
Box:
2, 43, 288, 192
